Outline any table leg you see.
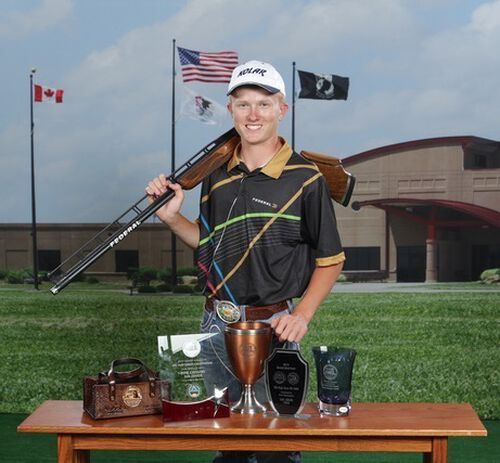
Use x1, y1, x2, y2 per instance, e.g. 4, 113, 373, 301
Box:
423, 437, 448, 463
74, 450, 90, 463
57, 435, 90, 463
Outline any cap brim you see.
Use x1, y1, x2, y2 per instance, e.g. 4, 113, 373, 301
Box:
227, 82, 280, 96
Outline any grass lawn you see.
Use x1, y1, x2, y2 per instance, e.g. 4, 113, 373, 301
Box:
0, 285, 498, 418
0, 284, 498, 461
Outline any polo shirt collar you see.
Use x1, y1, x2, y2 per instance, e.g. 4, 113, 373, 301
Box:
227, 137, 293, 179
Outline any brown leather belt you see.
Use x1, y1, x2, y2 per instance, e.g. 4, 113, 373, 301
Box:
205, 298, 288, 322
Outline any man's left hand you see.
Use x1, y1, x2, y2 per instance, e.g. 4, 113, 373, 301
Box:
270, 313, 308, 343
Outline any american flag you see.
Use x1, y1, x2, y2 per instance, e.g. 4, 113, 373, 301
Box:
177, 47, 238, 84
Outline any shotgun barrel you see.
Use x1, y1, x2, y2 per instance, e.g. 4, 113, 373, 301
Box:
49, 128, 239, 294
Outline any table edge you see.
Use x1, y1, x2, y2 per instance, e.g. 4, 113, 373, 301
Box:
16, 400, 488, 438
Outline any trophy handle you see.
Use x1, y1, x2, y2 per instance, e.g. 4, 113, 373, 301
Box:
207, 323, 238, 379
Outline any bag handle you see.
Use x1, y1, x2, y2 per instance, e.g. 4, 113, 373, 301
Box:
98, 358, 158, 402
99, 357, 155, 383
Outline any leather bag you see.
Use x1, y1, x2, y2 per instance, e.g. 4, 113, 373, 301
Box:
83, 357, 168, 420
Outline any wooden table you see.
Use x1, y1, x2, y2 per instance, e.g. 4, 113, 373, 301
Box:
17, 400, 486, 463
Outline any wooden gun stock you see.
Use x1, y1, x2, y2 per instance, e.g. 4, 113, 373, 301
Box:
179, 138, 356, 205
177, 133, 239, 190
300, 150, 356, 207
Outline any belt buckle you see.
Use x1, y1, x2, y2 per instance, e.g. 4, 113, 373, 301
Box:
215, 300, 241, 323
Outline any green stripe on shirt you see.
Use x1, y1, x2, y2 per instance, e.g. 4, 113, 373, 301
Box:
199, 212, 300, 246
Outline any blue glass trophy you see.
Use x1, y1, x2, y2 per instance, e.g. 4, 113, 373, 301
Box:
312, 346, 356, 416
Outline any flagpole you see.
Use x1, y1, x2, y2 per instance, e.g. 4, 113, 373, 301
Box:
30, 68, 39, 290
171, 38, 178, 287
292, 61, 296, 151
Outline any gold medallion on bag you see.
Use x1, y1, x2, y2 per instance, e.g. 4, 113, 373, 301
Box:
123, 385, 143, 408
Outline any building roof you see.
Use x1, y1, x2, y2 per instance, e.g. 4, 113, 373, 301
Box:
352, 198, 500, 229
343, 135, 500, 167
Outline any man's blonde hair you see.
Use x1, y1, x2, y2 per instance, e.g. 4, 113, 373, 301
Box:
228, 88, 286, 106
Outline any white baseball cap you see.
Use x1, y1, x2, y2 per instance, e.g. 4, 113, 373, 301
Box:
227, 60, 286, 97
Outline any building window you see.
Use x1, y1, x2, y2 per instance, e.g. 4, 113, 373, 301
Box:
473, 154, 487, 168
38, 250, 61, 272
463, 146, 500, 169
343, 247, 380, 271
115, 250, 139, 273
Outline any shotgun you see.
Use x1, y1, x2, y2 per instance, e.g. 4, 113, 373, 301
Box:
49, 128, 239, 294
49, 130, 355, 294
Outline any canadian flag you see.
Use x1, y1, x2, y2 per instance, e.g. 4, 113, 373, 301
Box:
34, 84, 64, 103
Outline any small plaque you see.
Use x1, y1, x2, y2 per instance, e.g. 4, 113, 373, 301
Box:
265, 348, 309, 416
158, 333, 230, 421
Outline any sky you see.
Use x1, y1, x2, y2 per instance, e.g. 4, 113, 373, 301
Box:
1, 0, 499, 223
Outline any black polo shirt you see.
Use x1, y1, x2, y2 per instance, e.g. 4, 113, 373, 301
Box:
195, 138, 345, 306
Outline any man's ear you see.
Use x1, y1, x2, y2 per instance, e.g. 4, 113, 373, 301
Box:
279, 102, 289, 120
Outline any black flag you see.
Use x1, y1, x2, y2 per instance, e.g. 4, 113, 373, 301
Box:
298, 70, 349, 100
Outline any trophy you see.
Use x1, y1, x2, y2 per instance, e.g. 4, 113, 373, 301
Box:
265, 342, 309, 417
224, 321, 272, 414
158, 334, 230, 422
312, 346, 356, 416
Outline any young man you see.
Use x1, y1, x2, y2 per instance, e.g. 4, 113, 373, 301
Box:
146, 60, 345, 463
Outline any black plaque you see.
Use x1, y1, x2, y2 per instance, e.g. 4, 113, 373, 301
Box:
265, 348, 309, 416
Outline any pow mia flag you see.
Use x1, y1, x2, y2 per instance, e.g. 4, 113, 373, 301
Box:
298, 70, 349, 100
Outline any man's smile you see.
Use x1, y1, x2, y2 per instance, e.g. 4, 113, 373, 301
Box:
246, 124, 263, 131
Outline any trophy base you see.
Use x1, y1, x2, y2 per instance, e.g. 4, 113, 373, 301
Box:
231, 384, 267, 414
264, 410, 311, 420
318, 398, 352, 417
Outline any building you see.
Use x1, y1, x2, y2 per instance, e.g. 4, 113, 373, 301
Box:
0, 223, 192, 280
2, 135, 499, 283
336, 136, 500, 282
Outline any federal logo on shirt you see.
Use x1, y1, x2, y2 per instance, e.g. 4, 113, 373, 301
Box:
252, 197, 278, 209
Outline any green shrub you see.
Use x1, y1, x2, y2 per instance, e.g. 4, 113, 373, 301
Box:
6, 271, 25, 284
158, 267, 198, 284
22, 268, 34, 278
156, 283, 172, 292
173, 284, 194, 294
480, 268, 500, 284
158, 267, 172, 283
137, 267, 158, 286
86, 276, 100, 284
6, 269, 35, 284
177, 266, 198, 276
137, 285, 156, 293
0, 269, 7, 280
